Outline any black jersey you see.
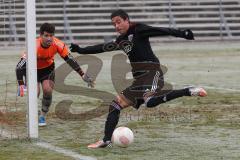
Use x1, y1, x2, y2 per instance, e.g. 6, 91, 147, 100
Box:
114, 23, 159, 64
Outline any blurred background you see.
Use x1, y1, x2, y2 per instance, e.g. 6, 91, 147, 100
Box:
0, 0, 240, 47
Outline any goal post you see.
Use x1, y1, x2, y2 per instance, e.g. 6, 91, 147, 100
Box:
25, 0, 38, 138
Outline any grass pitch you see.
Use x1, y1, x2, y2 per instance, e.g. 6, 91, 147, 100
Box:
0, 41, 240, 160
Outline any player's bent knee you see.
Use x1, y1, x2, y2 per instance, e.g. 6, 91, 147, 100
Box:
145, 96, 164, 108
42, 80, 54, 92
145, 97, 157, 108
43, 88, 53, 95
116, 95, 130, 108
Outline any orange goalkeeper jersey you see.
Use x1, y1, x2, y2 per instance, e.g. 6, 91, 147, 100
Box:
22, 37, 69, 69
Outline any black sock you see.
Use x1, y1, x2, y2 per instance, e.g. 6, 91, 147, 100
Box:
146, 88, 190, 108
103, 100, 122, 142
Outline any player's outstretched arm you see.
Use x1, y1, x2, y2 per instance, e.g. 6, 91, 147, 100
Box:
63, 54, 95, 88
70, 43, 105, 54
136, 24, 194, 40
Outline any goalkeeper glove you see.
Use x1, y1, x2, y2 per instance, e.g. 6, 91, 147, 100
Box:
82, 74, 95, 88
182, 29, 194, 40
70, 43, 84, 53
17, 85, 27, 97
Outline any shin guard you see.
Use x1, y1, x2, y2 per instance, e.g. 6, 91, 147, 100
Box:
42, 94, 52, 113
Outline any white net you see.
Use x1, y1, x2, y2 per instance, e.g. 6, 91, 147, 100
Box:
0, 0, 26, 139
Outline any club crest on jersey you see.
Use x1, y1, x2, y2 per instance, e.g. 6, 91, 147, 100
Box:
119, 40, 133, 54
128, 34, 133, 41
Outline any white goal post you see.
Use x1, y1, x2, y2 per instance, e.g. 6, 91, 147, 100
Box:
25, 0, 38, 138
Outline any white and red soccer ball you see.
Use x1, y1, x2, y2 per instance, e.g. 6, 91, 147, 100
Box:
112, 126, 134, 147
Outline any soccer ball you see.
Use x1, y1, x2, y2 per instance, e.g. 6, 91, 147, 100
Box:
112, 126, 134, 147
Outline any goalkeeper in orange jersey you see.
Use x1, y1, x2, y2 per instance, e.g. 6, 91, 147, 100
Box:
15, 23, 95, 126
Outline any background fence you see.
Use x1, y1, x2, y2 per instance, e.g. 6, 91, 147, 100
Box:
0, 0, 240, 47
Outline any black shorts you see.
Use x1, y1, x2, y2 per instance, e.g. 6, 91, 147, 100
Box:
37, 63, 55, 83
122, 63, 171, 109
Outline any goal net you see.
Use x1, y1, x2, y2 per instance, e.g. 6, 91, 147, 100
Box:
0, 0, 37, 139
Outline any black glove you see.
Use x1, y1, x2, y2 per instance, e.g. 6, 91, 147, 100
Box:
70, 43, 84, 53
182, 29, 194, 40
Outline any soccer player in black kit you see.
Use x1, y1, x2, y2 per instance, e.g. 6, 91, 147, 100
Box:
70, 9, 207, 148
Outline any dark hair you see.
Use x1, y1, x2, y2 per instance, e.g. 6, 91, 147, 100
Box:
40, 23, 55, 34
110, 9, 129, 20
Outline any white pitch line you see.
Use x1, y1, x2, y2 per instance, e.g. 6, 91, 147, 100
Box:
36, 141, 97, 160
0, 129, 97, 160
170, 82, 240, 93
203, 86, 240, 92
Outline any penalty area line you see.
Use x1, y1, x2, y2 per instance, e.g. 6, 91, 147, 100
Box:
171, 82, 240, 93
35, 141, 97, 160
203, 86, 240, 92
